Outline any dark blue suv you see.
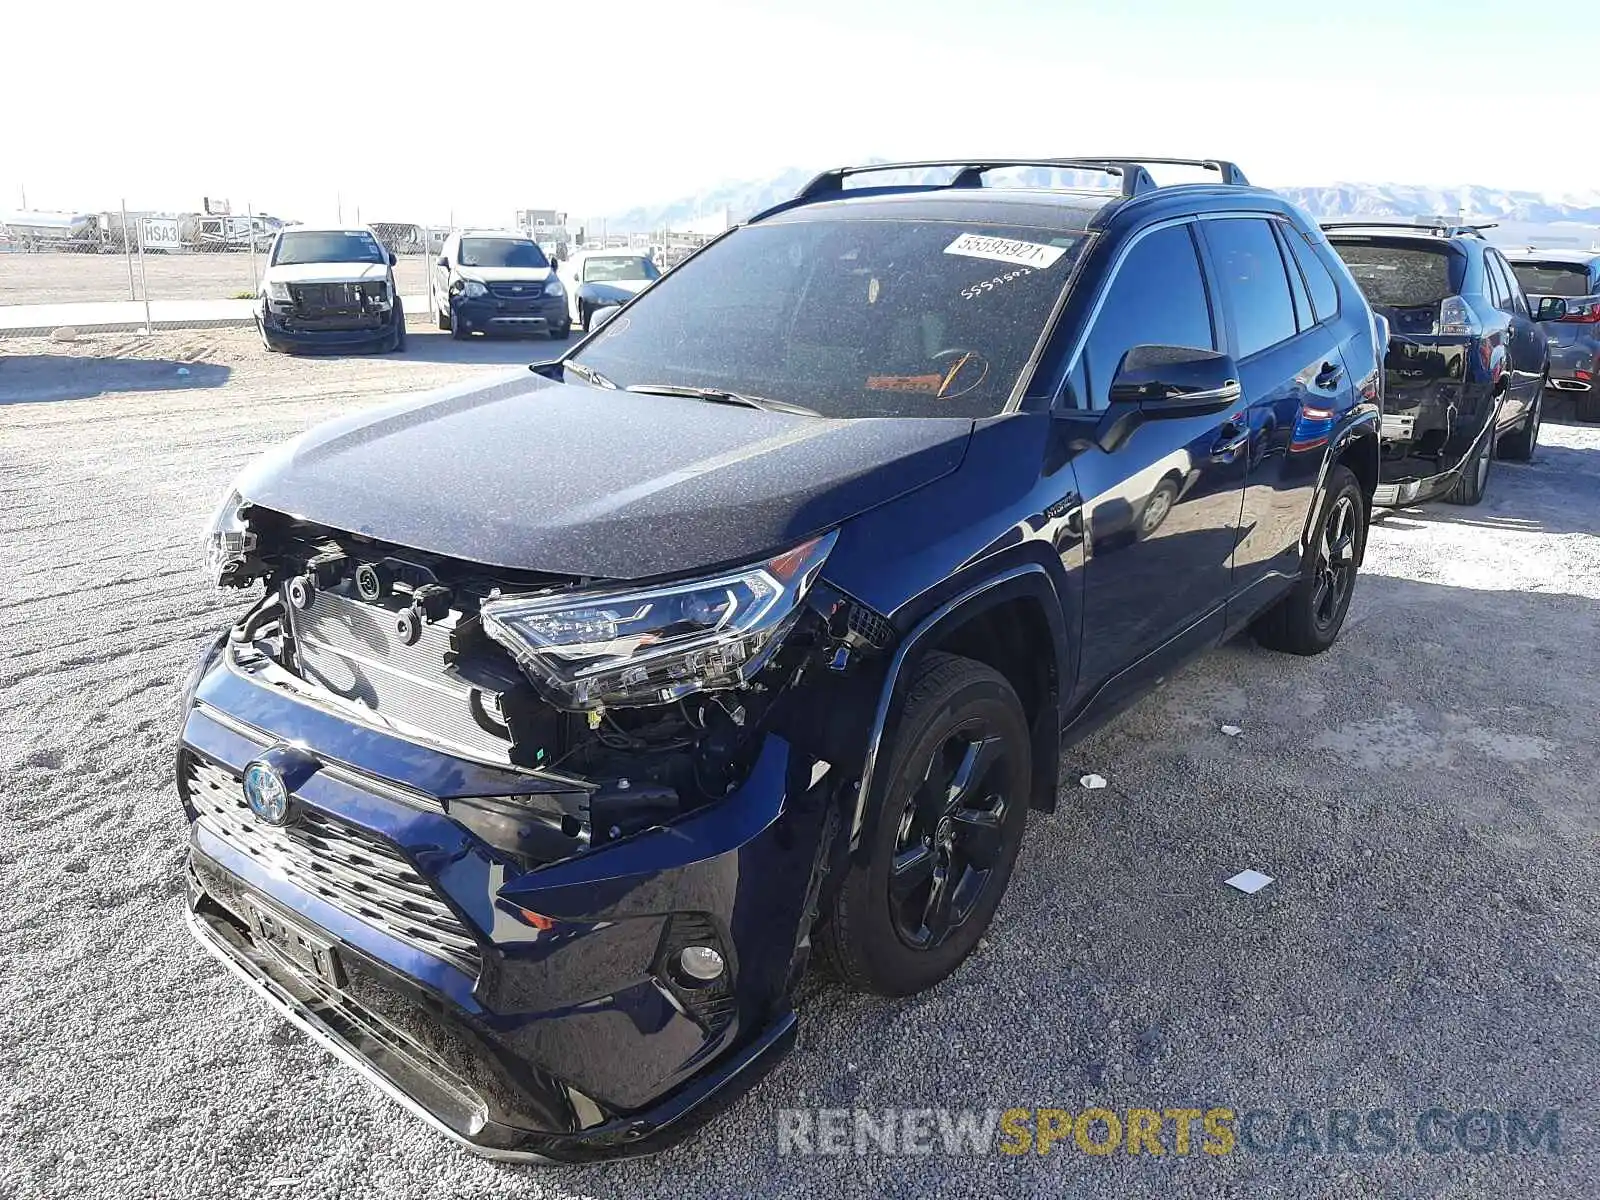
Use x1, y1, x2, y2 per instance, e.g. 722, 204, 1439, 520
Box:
181, 157, 1382, 1162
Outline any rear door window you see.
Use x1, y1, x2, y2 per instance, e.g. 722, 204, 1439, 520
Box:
1489, 253, 1529, 316
1511, 261, 1594, 298
1204, 217, 1299, 358
1076, 222, 1215, 410
1285, 228, 1341, 322
1272, 224, 1315, 332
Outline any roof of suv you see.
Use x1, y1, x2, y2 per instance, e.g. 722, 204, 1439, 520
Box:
748, 157, 1293, 235
757, 180, 1294, 237
277, 223, 380, 236
457, 229, 535, 240
1322, 222, 1492, 246
1505, 247, 1600, 264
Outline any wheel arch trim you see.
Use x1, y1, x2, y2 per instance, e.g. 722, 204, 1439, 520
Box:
847, 563, 1068, 849
1301, 406, 1379, 553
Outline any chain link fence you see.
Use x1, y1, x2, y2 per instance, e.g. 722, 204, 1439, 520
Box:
0, 196, 729, 339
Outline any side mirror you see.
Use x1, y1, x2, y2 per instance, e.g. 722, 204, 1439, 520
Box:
1094, 345, 1241, 453
1533, 296, 1568, 322
589, 304, 623, 331
437, 255, 449, 269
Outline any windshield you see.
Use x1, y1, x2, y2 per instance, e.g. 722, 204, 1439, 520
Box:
567, 218, 1085, 419
459, 238, 548, 269
583, 255, 659, 283
1333, 241, 1463, 309
272, 230, 385, 266
1511, 262, 1595, 299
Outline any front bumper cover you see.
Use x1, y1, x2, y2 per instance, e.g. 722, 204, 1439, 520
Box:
178, 649, 835, 1161
186, 886, 797, 1162
262, 301, 399, 350
452, 292, 567, 335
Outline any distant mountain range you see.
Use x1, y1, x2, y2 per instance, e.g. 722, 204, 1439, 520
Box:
611, 166, 1600, 247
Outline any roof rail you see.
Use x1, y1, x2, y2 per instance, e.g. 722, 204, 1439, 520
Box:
1076, 157, 1251, 187
792, 159, 1161, 202
748, 157, 1253, 226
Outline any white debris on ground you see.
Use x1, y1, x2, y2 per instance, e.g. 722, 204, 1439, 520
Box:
1224, 869, 1275, 895
1079, 773, 1108, 790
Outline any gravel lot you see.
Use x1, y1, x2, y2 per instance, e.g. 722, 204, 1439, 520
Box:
3, 329, 1598, 1199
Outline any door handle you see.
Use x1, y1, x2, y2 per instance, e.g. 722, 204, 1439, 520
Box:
1210, 423, 1250, 459
1315, 361, 1343, 389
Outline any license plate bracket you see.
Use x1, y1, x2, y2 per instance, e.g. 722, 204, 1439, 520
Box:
243, 895, 345, 988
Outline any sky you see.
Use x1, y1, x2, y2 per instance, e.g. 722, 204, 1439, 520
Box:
2, 0, 1587, 225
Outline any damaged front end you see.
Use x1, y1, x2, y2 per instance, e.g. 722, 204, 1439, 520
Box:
182, 494, 891, 1160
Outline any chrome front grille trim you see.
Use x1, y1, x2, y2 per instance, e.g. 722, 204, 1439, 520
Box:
186, 755, 481, 975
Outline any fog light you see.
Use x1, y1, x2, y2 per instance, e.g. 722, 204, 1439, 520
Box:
678, 945, 726, 982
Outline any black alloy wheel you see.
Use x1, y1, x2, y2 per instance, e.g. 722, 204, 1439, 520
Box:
818, 652, 1032, 997
887, 722, 1013, 950
1311, 490, 1359, 635
1252, 463, 1366, 656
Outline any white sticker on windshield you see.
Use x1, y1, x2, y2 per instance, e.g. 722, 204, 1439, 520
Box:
944, 232, 1067, 270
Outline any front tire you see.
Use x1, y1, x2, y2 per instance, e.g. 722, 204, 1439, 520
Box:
818, 653, 1031, 997
435, 294, 452, 331
1497, 380, 1541, 461
256, 315, 283, 354
1445, 424, 1493, 505
1252, 464, 1366, 656
387, 300, 406, 353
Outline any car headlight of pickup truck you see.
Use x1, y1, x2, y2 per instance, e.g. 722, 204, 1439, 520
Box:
460, 279, 488, 299
264, 280, 292, 302
481, 531, 836, 710
202, 489, 257, 588
543, 277, 565, 298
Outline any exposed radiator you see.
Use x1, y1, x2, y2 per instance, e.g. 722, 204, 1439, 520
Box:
285, 581, 516, 765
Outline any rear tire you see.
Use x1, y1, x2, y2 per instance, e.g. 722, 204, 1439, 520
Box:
818, 652, 1031, 997
1576, 388, 1600, 424
1497, 380, 1541, 461
1252, 465, 1365, 656
1445, 425, 1493, 505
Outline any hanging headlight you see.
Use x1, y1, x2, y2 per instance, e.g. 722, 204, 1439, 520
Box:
202, 489, 257, 588
481, 532, 836, 710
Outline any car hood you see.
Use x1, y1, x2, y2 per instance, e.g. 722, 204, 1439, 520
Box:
234, 372, 973, 579
264, 262, 389, 285
458, 265, 554, 284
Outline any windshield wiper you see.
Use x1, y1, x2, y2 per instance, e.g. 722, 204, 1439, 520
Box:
624, 383, 819, 416
562, 360, 617, 390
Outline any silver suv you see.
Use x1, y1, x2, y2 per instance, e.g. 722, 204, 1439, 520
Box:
1508, 249, 1600, 421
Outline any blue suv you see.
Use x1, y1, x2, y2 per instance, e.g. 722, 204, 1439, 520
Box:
182, 157, 1383, 1162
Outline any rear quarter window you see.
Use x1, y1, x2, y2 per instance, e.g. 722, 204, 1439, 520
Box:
1333, 241, 1464, 309
1510, 262, 1594, 298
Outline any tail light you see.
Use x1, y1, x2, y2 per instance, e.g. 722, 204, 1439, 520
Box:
1434, 295, 1474, 336
1559, 300, 1600, 324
